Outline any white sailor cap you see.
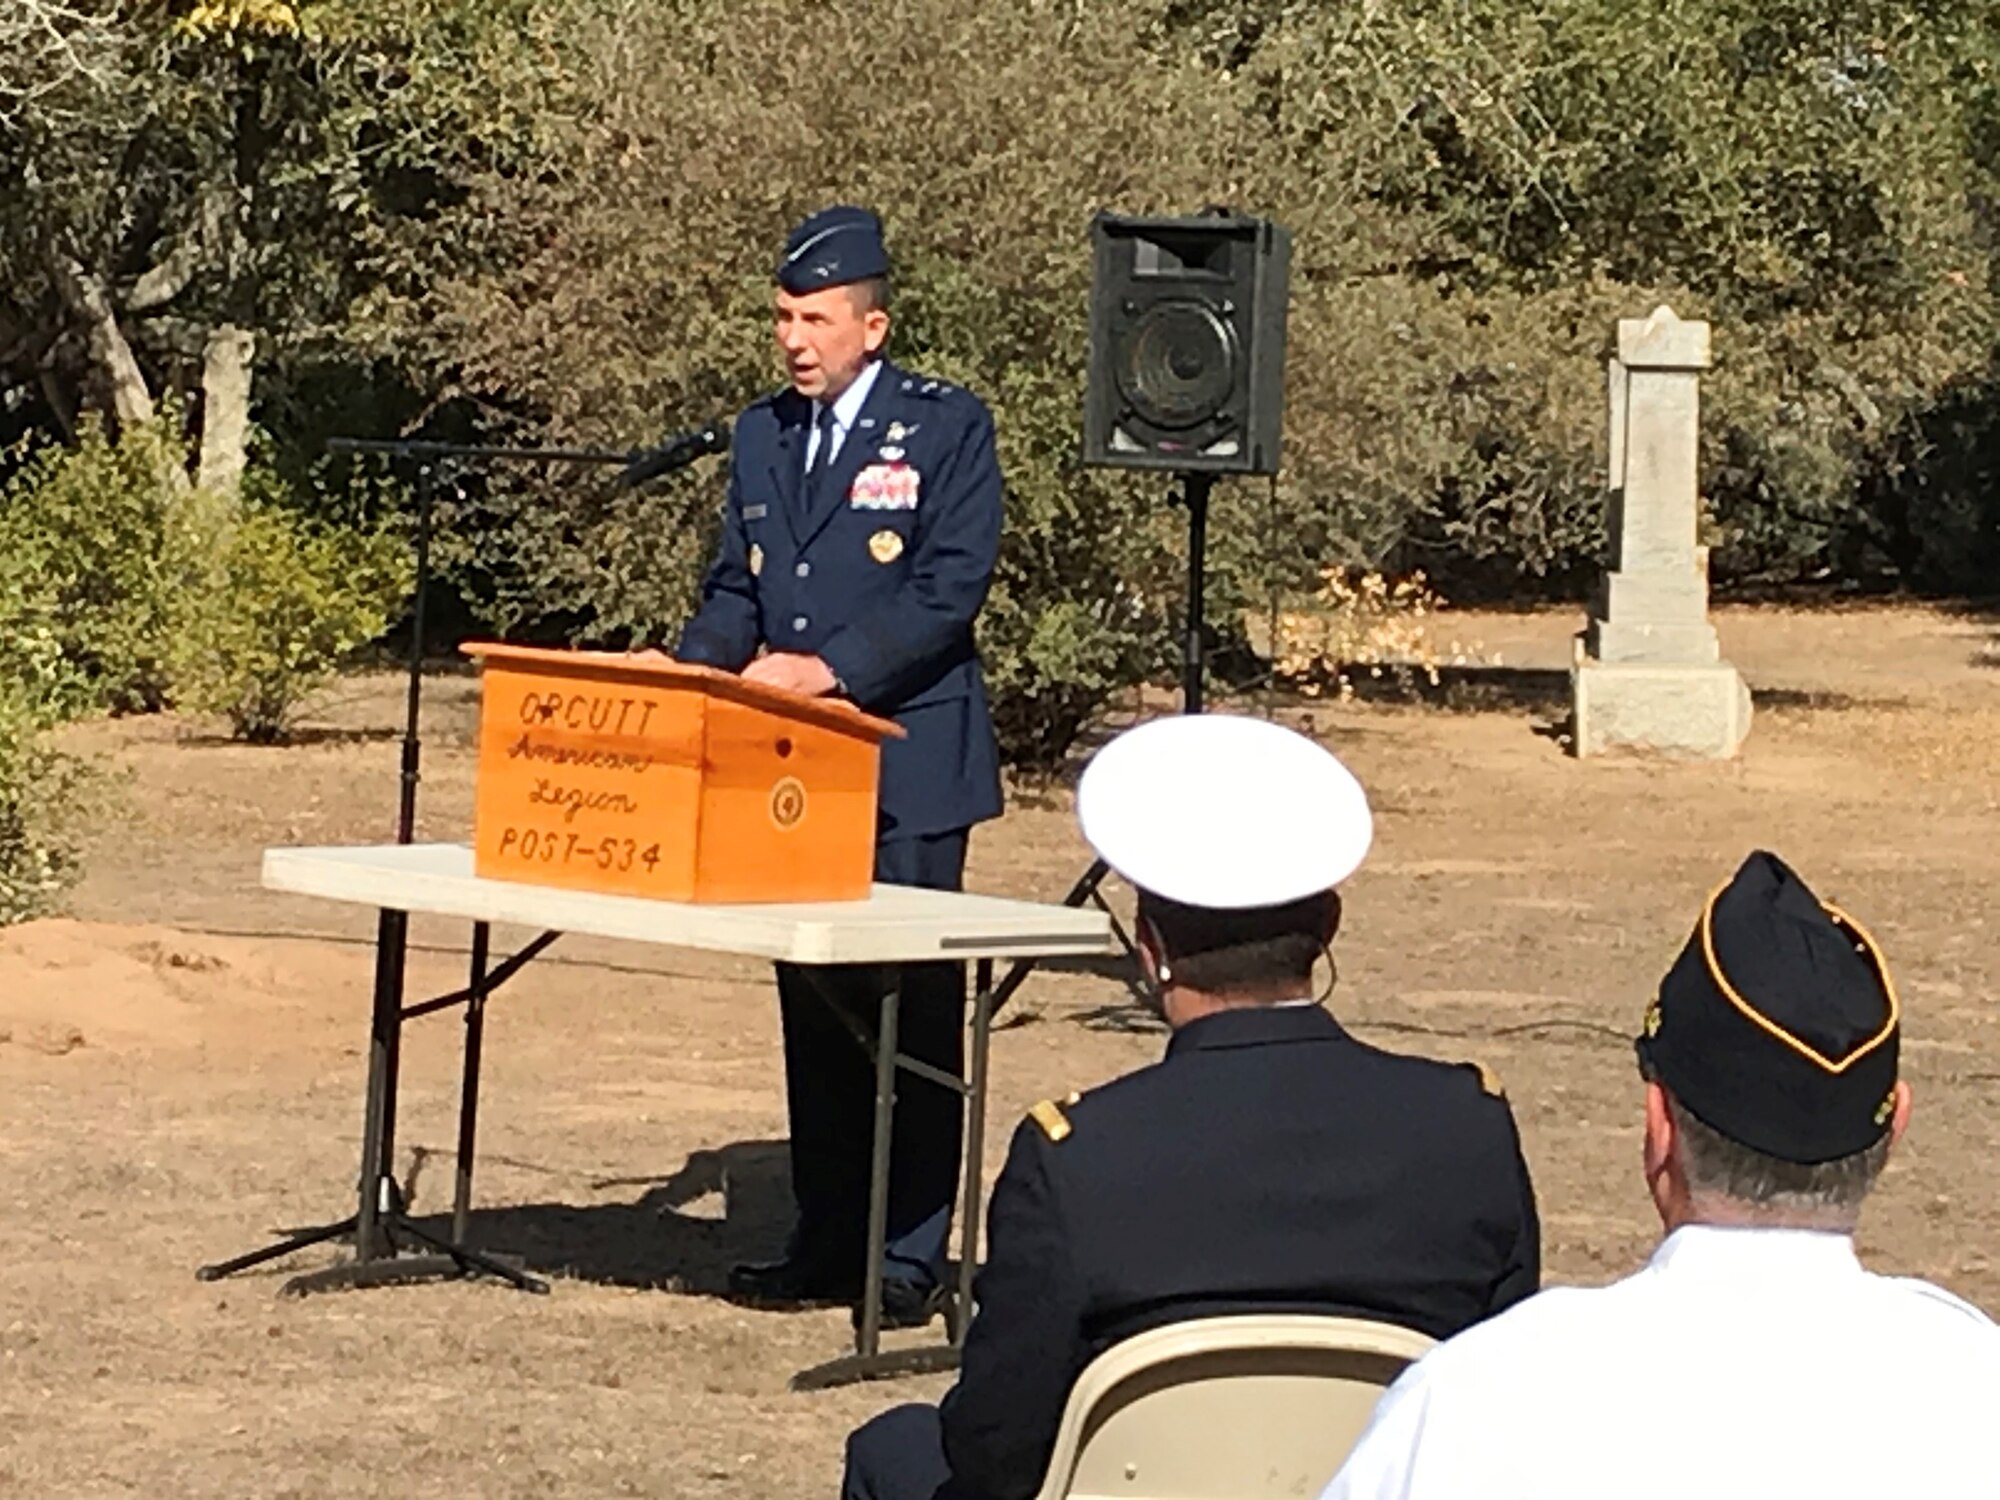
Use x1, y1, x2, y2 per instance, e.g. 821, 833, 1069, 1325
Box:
1077, 715, 1372, 909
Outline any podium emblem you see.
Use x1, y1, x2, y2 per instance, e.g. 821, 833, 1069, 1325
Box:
770, 776, 808, 829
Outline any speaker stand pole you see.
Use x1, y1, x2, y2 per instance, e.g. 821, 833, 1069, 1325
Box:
990, 469, 1216, 1018
1178, 471, 1213, 715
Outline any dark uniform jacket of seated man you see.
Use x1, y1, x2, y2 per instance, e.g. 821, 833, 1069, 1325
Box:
844, 715, 1541, 1500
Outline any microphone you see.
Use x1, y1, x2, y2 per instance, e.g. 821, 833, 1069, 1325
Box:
619, 419, 731, 487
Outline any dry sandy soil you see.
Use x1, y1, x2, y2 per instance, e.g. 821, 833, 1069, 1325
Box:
3, 604, 1997, 1497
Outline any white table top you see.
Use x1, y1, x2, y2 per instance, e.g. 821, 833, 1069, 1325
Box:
263, 843, 1115, 966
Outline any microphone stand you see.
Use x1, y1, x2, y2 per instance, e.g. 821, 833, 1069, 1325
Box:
325, 438, 642, 850
197, 432, 691, 1294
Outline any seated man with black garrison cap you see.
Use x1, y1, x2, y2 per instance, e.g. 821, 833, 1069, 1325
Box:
843, 714, 1541, 1500
1325, 850, 2000, 1500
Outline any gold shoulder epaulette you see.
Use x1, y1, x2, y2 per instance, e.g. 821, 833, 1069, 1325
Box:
1466, 1060, 1505, 1098
1029, 1091, 1082, 1142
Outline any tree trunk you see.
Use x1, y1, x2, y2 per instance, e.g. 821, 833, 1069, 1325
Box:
50, 253, 155, 428
197, 324, 255, 498
37, 367, 78, 440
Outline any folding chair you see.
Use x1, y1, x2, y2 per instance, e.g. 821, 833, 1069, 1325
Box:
1031, 1313, 1434, 1500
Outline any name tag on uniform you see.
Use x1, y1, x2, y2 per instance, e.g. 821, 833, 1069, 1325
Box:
850, 462, 921, 510
742, 504, 768, 520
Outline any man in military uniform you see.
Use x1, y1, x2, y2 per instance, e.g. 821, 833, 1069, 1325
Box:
674, 206, 1003, 1326
1324, 851, 2000, 1500
842, 714, 1541, 1500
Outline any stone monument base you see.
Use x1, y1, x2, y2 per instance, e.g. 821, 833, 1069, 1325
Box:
1571, 651, 1753, 760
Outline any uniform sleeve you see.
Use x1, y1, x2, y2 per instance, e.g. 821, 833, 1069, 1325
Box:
673, 457, 762, 670
938, 1119, 1088, 1500
1486, 1104, 1541, 1316
818, 395, 1002, 707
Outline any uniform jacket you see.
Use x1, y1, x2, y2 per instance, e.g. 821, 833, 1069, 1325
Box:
675, 359, 1004, 841
939, 1004, 1542, 1500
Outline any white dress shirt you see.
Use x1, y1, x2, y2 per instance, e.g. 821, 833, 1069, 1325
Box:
1325, 1224, 2000, 1500
804, 357, 883, 474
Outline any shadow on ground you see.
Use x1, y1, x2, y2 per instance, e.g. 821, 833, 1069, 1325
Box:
404, 1138, 794, 1296
176, 725, 404, 749
1337, 664, 1874, 714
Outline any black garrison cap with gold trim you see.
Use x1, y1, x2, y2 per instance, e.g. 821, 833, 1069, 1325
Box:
1636, 851, 1900, 1164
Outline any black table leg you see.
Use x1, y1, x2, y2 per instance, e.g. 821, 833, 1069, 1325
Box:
452, 922, 492, 1243
791, 959, 996, 1390
854, 977, 901, 1360
354, 907, 410, 1262
952, 958, 994, 1344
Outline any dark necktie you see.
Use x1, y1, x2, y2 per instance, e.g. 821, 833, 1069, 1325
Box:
804, 403, 838, 509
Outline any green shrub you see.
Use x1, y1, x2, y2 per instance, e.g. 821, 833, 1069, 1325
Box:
0, 682, 98, 926
171, 497, 411, 743
0, 415, 205, 715
0, 548, 96, 724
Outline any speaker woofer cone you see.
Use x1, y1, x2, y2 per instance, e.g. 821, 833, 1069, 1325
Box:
1115, 299, 1238, 430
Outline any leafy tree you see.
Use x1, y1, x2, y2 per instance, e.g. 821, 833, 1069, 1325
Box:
0, 0, 548, 498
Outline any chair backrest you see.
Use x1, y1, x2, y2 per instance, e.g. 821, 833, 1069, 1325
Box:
1031, 1313, 1434, 1500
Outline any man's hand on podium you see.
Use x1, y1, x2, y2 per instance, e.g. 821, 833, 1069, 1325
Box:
743, 652, 838, 697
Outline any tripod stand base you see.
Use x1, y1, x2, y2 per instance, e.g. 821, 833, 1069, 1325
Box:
791, 1340, 965, 1391
991, 857, 1151, 1017
280, 1232, 548, 1298
196, 1217, 357, 1282
199, 1212, 549, 1297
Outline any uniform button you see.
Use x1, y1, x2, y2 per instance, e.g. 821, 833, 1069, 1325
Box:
792, 615, 809, 631
795, 561, 811, 578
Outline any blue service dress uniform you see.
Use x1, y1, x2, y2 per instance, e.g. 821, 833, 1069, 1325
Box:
842, 1004, 1543, 1500
676, 356, 1004, 1287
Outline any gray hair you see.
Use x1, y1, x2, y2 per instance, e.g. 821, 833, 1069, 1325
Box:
1669, 1095, 1891, 1229
848, 276, 891, 314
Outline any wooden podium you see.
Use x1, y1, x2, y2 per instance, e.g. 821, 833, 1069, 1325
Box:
464, 644, 903, 904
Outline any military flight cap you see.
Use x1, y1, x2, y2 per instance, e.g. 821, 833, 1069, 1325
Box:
1637, 850, 1900, 1165
776, 204, 889, 294
1076, 714, 1373, 910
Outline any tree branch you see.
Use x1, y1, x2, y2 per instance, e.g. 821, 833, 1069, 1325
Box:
125, 182, 231, 312
0, 1, 123, 128
50, 251, 156, 429
125, 236, 207, 313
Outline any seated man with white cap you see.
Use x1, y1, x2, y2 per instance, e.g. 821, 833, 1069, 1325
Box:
841, 714, 1541, 1500
1324, 850, 2000, 1500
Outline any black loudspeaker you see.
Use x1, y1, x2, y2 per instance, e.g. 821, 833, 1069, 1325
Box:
1083, 212, 1292, 474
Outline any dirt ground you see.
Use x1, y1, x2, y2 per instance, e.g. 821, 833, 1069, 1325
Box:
3, 604, 1997, 1498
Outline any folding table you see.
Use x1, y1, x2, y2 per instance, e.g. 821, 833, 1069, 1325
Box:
198, 842, 1112, 1389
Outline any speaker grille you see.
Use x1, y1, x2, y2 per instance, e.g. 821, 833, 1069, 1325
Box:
1085, 212, 1290, 473
1116, 299, 1239, 430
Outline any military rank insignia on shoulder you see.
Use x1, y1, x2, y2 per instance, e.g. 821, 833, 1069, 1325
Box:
1462, 1060, 1506, 1098
1029, 1090, 1083, 1142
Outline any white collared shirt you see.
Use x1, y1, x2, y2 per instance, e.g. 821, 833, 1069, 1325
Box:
1324, 1224, 2000, 1500
804, 358, 883, 474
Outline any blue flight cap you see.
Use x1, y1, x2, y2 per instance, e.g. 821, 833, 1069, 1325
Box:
776, 205, 890, 294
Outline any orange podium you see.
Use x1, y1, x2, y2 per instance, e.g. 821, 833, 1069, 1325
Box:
463, 643, 903, 904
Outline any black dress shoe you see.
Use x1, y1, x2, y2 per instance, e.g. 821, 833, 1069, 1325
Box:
854, 1279, 948, 1332
727, 1256, 859, 1306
